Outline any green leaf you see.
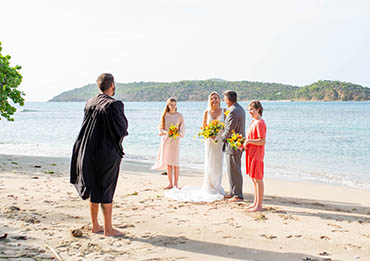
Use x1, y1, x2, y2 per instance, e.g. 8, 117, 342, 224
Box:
0, 42, 24, 121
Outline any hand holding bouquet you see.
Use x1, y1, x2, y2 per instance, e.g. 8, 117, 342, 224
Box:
227, 130, 246, 150
168, 124, 180, 140
198, 120, 225, 143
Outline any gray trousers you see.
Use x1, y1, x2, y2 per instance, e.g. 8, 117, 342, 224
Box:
225, 152, 243, 199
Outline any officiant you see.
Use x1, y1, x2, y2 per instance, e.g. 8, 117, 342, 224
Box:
70, 73, 128, 236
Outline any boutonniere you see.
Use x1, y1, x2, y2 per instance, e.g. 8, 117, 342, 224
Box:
224, 110, 230, 116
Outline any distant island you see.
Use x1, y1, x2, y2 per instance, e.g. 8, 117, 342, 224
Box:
49, 80, 370, 102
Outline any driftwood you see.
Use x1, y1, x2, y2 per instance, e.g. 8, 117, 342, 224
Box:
45, 244, 63, 261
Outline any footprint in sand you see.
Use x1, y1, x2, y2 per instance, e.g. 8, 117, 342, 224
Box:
279, 214, 298, 221
272, 209, 288, 214
260, 234, 277, 239
320, 235, 330, 240
327, 223, 342, 229
344, 244, 361, 250
319, 251, 330, 256
116, 223, 135, 229
141, 232, 154, 239
176, 219, 188, 225
285, 235, 303, 239
252, 213, 268, 221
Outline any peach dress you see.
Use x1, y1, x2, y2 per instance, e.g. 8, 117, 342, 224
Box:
152, 112, 185, 170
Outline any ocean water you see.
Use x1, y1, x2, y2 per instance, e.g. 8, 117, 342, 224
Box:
1, 101, 370, 189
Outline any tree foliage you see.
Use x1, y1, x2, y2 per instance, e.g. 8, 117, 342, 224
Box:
0, 42, 24, 121
50, 79, 370, 102
50, 80, 298, 102
295, 80, 370, 101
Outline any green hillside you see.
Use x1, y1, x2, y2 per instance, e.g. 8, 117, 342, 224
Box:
295, 80, 370, 101
49, 79, 370, 102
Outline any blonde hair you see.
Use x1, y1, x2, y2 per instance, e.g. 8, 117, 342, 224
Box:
160, 97, 177, 130
207, 91, 221, 110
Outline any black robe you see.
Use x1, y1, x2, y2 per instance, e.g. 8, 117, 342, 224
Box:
70, 94, 128, 203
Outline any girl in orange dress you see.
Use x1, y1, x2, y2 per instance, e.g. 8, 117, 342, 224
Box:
152, 97, 185, 189
243, 100, 267, 212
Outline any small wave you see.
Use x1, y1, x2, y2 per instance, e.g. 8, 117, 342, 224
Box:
20, 109, 40, 113
125, 154, 150, 160
266, 166, 370, 190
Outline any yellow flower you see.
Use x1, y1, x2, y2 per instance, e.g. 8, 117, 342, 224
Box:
198, 120, 225, 141
227, 130, 245, 150
168, 124, 180, 140
224, 110, 230, 116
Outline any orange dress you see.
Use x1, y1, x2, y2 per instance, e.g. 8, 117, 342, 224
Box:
245, 119, 266, 180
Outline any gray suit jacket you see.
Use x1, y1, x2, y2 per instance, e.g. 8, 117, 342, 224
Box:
221, 102, 246, 155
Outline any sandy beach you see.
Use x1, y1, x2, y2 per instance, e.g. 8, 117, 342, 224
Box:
1, 153, 370, 261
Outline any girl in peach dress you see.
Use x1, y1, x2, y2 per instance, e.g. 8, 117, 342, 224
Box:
243, 100, 267, 212
152, 97, 185, 189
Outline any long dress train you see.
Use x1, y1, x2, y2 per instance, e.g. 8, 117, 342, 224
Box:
165, 110, 225, 202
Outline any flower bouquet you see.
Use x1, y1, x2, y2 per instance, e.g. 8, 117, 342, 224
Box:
168, 123, 180, 140
227, 130, 246, 150
198, 120, 225, 143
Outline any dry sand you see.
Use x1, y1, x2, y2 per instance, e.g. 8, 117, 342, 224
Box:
1, 153, 370, 260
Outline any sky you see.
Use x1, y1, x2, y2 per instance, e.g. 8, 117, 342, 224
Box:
2, 0, 370, 101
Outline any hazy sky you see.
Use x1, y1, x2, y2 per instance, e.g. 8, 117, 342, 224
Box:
2, 0, 370, 101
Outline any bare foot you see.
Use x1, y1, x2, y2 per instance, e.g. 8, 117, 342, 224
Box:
164, 185, 173, 189
92, 225, 104, 233
224, 194, 232, 199
104, 228, 124, 237
247, 204, 257, 209
247, 207, 263, 212
228, 197, 243, 202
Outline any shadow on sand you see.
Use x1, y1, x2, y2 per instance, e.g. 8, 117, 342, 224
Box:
129, 234, 320, 261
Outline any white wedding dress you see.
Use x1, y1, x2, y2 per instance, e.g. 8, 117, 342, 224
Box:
165, 110, 225, 202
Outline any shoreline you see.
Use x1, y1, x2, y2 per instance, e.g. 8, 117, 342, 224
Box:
1, 153, 369, 192
1, 153, 370, 260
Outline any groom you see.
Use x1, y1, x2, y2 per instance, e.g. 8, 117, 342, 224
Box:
221, 90, 246, 202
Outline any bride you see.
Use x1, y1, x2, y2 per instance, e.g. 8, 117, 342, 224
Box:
165, 92, 226, 202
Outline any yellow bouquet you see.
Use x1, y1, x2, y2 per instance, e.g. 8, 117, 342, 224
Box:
198, 120, 225, 143
227, 130, 246, 150
168, 124, 180, 140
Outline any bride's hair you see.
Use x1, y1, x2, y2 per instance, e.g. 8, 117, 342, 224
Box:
160, 97, 177, 130
207, 92, 221, 110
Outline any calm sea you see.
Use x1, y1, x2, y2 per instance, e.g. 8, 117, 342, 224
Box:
1, 101, 370, 189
